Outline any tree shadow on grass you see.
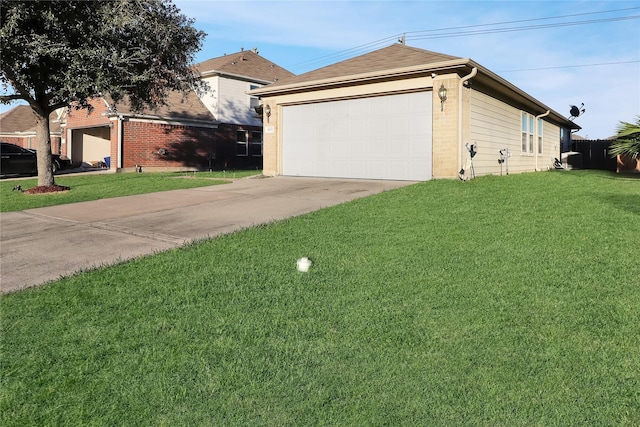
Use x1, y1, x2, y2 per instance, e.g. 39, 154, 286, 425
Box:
603, 194, 640, 215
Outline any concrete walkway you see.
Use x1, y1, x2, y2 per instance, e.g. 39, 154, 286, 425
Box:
1, 176, 415, 293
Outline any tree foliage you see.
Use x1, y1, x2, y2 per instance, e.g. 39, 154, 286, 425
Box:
0, 0, 206, 186
609, 116, 640, 160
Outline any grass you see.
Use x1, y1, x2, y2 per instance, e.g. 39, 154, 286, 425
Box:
1, 170, 639, 425
0, 170, 261, 212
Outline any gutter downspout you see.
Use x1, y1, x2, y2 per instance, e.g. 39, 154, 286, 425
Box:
534, 110, 550, 171
458, 67, 477, 174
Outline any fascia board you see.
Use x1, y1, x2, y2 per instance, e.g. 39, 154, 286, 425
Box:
103, 111, 219, 128
200, 69, 274, 85
469, 59, 580, 130
248, 59, 472, 96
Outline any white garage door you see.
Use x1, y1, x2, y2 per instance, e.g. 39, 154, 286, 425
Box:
282, 91, 432, 181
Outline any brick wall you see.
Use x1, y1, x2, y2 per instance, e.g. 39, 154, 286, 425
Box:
63, 98, 263, 171
432, 77, 460, 178
121, 122, 262, 171
65, 100, 111, 128
2, 135, 63, 154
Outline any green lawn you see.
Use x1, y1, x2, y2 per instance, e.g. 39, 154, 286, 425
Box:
1, 170, 639, 425
0, 170, 261, 212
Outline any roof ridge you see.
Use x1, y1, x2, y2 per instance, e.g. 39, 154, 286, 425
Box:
267, 43, 461, 88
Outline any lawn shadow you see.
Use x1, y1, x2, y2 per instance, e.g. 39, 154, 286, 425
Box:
598, 193, 640, 216
595, 170, 640, 182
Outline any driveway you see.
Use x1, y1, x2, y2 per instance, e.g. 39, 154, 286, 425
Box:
1, 176, 416, 293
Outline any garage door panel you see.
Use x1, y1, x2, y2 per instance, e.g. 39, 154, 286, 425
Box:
283, 92, 432, 181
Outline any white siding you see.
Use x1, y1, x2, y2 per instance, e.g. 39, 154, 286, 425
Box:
200, 76, 263, 126
217, 78, 262, 126
542, 121, 561, 170
200, 75, 220, 119
469, 90, 558, 175
469, 90, 522, 176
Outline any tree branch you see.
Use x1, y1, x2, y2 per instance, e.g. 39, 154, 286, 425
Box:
1, 67, 36, 106
0, 94, 25, 103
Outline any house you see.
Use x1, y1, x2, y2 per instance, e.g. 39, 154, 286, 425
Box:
61, 49, 294, 171
0, 105, 64, 154
249, 44, 581, 181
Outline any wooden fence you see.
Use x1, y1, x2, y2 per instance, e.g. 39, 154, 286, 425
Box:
571, 139, 617, 171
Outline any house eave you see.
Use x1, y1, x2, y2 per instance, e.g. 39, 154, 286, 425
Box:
249, 57, 579, 131
248, 58, 472, 96
0, 130, 62, 137
200, 69, 275, 85
103, 111, 219, 128
468, 59, 580, 131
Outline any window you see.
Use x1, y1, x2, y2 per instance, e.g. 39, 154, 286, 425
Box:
250, 131, 262, 157
537, 118, 543, 154
560, 127, 571, 152
521, 112, 529, 152
249, 84, 261, 112
521, 112, 534, 154
529, 115, 534, 154
236, 130, 248, 156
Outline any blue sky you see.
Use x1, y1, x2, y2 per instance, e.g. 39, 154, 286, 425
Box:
174, 0, 640, 139
2, 1, 637, 139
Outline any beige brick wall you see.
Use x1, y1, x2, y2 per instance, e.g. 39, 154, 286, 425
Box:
262, 75, 474, 180
261, 97, 279, 176
432, 76, 460, 178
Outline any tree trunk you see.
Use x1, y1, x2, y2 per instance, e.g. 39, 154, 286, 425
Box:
34, 111, 54, 187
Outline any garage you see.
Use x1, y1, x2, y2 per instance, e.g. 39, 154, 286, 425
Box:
70, 126, 111, 166
282, 91, 432, 181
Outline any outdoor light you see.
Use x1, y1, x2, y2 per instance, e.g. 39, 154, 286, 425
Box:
265, 104, 272, 122
438, 84, 447, 111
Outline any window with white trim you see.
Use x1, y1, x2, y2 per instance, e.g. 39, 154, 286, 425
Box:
249, 84, 260, 112
236, 130, 248, 156
521, 112, 534, 154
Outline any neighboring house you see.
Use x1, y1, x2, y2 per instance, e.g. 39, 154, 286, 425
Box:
62, 91, 218, 170
61, 49, 294, 171
249, 44, 581, 181
0, 105, 64, 154
193, 48, 294, 169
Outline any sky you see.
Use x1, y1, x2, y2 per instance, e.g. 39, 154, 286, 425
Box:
2, 0, 638, 139
173, 0, 640, 139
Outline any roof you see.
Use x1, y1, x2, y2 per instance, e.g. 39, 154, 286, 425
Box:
0, 105, 62, 134
271, 44, 459, 88
250, 43, 580, 131
105, 90, 215, 122
194, 49, 295, 84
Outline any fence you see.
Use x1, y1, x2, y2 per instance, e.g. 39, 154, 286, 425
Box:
571, 139, 617, 171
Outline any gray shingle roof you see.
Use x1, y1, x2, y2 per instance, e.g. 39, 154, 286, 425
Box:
195, 49, 295, 83
104, 90, 215, 122
268, 44, 460, 88
0, 105, 62, 134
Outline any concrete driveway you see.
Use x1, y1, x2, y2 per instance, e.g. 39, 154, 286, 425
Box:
1, 176, 415, 293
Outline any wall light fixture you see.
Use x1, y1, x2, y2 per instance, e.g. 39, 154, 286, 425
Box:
438, 84, 447, 111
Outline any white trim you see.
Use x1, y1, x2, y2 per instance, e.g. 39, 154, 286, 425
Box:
126, 117, 219, 128
200, 69, 274, 85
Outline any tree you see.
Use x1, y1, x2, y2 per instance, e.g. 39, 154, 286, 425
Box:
609, 116, 640, 160
0, 0, 206, 187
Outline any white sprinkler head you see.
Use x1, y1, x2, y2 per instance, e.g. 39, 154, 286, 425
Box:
296, 257, 312, 272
